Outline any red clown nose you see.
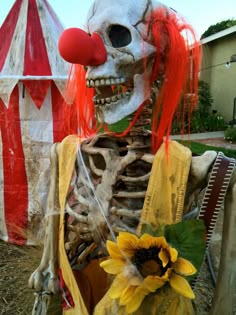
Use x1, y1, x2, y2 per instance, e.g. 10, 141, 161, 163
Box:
58, 28, 107, 66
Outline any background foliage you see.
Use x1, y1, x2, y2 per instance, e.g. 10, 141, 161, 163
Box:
201, 19, 236, 39
172, 80, 226, 134
224, 126, 236, 142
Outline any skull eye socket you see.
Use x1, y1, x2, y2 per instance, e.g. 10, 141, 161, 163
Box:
108, 25, 131, 48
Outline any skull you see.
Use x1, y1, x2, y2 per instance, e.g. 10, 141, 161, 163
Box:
84, 0, 165, 124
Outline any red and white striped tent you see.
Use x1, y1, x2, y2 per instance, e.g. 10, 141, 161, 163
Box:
0, 0, 76, 244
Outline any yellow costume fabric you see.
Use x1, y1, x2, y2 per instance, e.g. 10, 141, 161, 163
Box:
138, 140, 191, 229
58, 137, 193, 314
58, 135, 89, 315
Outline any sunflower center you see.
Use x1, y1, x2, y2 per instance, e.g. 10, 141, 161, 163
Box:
133, 247, 168, 278
141, 259, 162, 277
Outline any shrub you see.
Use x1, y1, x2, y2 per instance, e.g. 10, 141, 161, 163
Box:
224, 127, 236, 142
171, 80, 226, 134
197, 80, 214, 115
205, 113, 226, 131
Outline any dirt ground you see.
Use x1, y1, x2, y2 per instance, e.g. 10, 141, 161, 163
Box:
0, 241, 40, 315
0, 241, 62, 315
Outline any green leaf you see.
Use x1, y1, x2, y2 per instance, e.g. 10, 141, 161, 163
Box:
141, 224, 165, 237
164, 219, 206, 279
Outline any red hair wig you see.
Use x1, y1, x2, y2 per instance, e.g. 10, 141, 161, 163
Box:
64, 65, 96, 137
149, 7, 200, 152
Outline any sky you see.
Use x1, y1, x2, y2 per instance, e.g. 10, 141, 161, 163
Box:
0, 0, 236, 38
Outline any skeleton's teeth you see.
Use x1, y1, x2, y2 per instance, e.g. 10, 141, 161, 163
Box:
86, 77, 125, 88
88, 77, 132, 106
94, 92, 129, 105
95, 80, 100, 87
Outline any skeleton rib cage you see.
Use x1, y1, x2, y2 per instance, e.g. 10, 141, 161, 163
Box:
64, 130, 154, 269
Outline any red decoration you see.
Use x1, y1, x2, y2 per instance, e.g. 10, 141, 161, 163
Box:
58, 268, 75, 310
58, 28, 107, 66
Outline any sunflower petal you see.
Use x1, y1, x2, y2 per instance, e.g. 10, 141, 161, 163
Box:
138, 234, 169, 249
169, 273, 195, 299
168, 246, 178, 262
156, 236, 169, 248
158, 248, 169, 267
143, 275, 165, 292
109, 274, 129, 299
120, 285, 136, 305
138, 233, 156, 248
117, 232, 139, 257
162, 268, 173, 281
106, 240, 124, 260
173, 258, 197, 276
100, 259, 125, 275
125, 288, 147, 314
129, 274, 142, 286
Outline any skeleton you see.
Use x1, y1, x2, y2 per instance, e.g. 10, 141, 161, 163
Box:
29, 0, 236, 314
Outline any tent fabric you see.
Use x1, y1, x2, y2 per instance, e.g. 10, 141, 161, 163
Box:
0, 0, 76, 244
0, 0, 69, 106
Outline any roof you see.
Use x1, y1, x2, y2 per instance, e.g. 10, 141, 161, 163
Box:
0, 0, 69, 106
201, 25, 236, 44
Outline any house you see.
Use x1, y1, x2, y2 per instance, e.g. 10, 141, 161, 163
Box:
200, 25, 236, 123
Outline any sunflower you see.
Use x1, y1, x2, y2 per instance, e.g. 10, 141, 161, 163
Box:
100, 232, 196, 314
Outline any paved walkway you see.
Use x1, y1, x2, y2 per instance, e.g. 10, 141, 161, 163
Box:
171, 131, 224, 140
171, 131, 236, 150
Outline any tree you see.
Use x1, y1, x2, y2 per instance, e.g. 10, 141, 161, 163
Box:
201, 19, 236, 39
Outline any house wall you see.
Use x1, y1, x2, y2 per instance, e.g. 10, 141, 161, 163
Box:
200, 33, 236, 122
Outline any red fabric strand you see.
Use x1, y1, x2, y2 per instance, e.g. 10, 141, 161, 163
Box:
150, 7, 200, 152
58, 268, 75, 310
65, 65, 96, 138
51, 81, 77, 142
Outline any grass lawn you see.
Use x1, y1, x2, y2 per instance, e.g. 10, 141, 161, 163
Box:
179, 140, 236, 159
